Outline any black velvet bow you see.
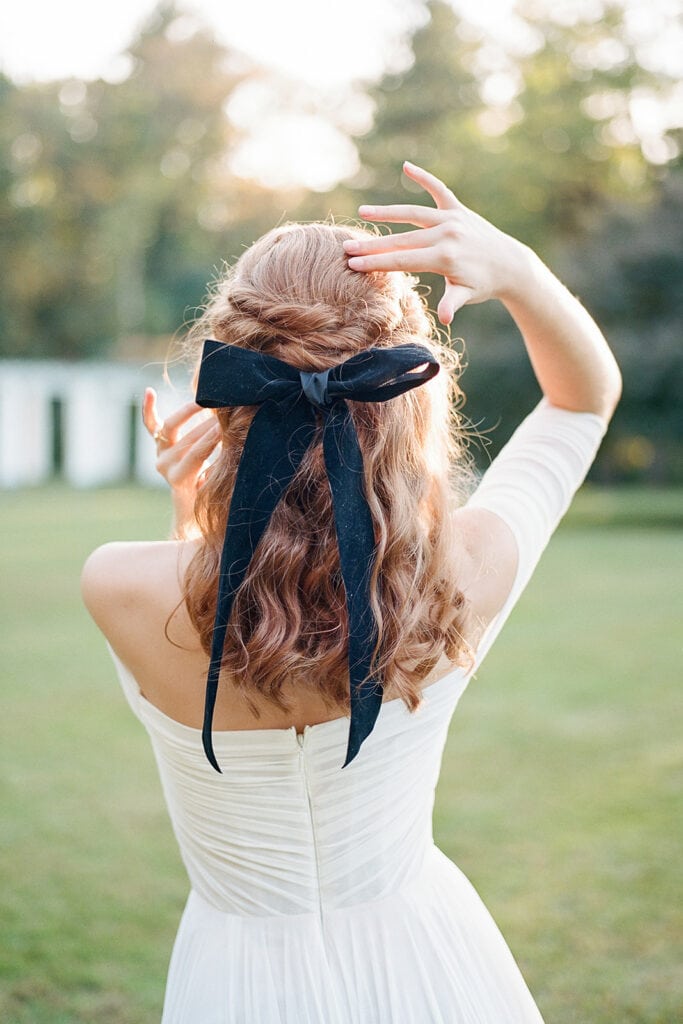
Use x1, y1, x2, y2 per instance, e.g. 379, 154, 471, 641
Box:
195, 339, 440, 772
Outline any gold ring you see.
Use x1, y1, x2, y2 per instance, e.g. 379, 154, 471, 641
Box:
153, 428, 170, 445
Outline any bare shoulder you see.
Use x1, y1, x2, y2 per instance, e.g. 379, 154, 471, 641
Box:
81, 537, 209, 711
81, 539, 199, 633
450, 504, 519, 632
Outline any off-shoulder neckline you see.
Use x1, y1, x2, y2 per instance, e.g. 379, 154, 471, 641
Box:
107, 643, 468, 743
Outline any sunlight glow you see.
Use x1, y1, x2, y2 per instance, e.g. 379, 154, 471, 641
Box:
0, 0, 680, 189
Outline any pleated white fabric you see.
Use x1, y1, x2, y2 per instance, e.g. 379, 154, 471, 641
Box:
106, 398, 608, 1023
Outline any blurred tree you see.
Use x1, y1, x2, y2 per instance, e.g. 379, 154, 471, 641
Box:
500, 0, 679, 244
344, 2, 483, 204
353, 0, 679, 251
552, 161, 683, 482
92, 2, 245, 347
1, 2, 273, 359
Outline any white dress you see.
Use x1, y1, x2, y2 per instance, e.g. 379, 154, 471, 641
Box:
106, 398, 608, 1023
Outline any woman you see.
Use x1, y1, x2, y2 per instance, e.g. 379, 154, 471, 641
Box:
82, 162, 622, 1023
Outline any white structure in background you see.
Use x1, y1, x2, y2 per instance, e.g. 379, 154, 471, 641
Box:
0, 360, 194, 488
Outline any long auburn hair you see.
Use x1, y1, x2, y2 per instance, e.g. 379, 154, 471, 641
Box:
180, 220, 476, 718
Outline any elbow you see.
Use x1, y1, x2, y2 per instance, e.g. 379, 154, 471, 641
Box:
550, 369, 623, 422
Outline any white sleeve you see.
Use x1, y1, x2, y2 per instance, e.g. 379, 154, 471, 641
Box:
463, 396, 609, 674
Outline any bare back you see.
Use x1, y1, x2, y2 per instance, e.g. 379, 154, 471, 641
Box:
81, 506, 517, 734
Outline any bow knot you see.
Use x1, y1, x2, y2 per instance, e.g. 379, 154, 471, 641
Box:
300, 367, 333, 410
195, 339, 440, 773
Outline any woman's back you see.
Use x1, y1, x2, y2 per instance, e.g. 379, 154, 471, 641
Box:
81, 504, 511, 735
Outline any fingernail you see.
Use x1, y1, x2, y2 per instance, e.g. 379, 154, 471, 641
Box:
343, 240, 360, 253
347, 256, 365, 269
358, 206, 375, 216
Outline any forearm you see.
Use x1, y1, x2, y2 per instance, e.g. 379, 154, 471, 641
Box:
499, 244, 622, 421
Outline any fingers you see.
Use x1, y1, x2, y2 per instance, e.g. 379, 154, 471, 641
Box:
167, 422, 222, 484
351, 164, 462, 277
162, 400, 209, 442
357, 165, 460, 227
165, 415, 218, 455
402, 161, 460, 211
155, 417, 222, 487
142, 388, 213, 451
437, 284, 475, 325
142, 388, 161, 435
343, 226, 440, 258
346, 247, 447, 275
358, 204, 443, 229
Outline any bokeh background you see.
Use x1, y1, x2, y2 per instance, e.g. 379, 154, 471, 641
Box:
1, 1, 681, 1021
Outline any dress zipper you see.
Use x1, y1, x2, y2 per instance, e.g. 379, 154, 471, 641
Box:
297, 730, 325, 929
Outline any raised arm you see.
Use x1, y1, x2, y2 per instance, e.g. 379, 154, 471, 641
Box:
343, 161, 622, 422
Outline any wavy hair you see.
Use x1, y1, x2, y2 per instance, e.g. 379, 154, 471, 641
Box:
180, 220, 476, 718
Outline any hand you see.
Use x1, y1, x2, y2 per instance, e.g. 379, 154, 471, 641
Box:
343, 161, 528, 325
142, 388, 221, 537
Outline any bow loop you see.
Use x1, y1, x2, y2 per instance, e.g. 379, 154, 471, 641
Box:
195, 338, 440, 772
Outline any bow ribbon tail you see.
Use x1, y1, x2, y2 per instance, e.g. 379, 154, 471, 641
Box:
322, 400, 383, 768
203, 398, 316, 772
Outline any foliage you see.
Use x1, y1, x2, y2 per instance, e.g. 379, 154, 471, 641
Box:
0, 3, 281, 358
1, 0, 681, 477
352, 0, 679, 248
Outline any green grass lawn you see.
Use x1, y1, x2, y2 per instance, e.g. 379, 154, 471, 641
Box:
1, 484, 681, 1023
